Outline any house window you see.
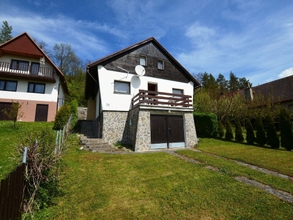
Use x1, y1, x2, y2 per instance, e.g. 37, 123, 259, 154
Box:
0, 80, 17, 91
172, 89, 183, 95
28, 82, 45, 94
114, 81, 130, 94
140, 56, 147, 66
31, 62, 40, 75
11, 59, 29, 71
158, 60, 164, 70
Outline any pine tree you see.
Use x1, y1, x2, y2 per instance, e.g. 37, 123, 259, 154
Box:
235, 119, 244, 142
225, 120, 234, 141
265, 115, 279, 149
0, 21, 13, 44
218, 120, 225, 138
245, 118, 255, 145
255, 117, 266, 146
280, 109, 293, 151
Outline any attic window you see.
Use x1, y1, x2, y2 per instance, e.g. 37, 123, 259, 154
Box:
158, 60, 164, 70
140, 56, 147, 66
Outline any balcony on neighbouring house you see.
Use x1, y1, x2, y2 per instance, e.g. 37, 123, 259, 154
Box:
0, 61, 55, 82
131, 90, 193, 109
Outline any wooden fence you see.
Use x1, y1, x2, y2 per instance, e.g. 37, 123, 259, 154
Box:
0, 162, 25, 220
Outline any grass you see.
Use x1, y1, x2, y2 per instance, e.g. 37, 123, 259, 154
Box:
196, 138, 293, 176
35, 135, 293, 220
0, 121, 54, 180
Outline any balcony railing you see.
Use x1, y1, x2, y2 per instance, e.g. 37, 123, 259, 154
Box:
0, 61, 54, 79
131, 90, 192, 108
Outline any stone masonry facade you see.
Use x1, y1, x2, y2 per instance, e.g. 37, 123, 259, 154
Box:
101, 108, 198, 152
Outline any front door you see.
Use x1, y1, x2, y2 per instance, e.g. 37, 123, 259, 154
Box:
35, 104, 48, 121
150, 115, 185, 149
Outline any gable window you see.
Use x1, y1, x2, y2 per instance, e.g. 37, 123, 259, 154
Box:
114, 81, 130, 94
158, 60, 164, 70
11, 59, 29, 71
0, 80, 17, 91
28, 82, 45, 94
140, 56, 147, 66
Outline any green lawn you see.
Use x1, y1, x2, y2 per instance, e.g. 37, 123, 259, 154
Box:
35, 135, 293, 220
196, 138, 293, 176
0, 121, 53, 180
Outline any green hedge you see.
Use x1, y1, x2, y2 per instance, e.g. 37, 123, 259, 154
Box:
194, 112, 218, 137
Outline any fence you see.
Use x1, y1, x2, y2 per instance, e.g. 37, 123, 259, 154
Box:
0, 148, 27, 220
0, 115, 72, 219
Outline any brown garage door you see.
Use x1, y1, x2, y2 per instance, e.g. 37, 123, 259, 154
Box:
150, 115, 185, 149
35, 104, 48, 121
0, 102, 12, 120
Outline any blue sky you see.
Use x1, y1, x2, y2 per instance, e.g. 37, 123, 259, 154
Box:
1, 0, 293, 86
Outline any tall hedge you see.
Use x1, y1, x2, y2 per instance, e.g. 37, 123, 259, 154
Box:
193, 112, 218, 137
245, 118, 255, 145
280, 109, 293, 151
53, 104, 71, 130
255, 117, 266, 146
225, 120, 234, 141
235, 119, 244, 142
265, 115, 279, 149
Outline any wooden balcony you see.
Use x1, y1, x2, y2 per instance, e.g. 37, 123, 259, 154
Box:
0, 61, 55, 82
131, 90, 192, 109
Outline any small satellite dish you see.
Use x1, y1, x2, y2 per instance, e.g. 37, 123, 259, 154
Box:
135, 65, 145, 76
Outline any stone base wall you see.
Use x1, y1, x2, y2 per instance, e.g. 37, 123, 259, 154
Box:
184, 113, 198, 147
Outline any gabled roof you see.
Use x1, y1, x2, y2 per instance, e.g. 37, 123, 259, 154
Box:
0, 32, 68, 94
252, 75, 293, 103
88, 37, 200, 87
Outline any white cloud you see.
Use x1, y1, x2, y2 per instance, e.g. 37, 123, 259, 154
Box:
278, 67, 293, 78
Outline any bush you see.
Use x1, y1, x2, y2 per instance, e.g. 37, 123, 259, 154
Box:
245, 118, 255, 145
265, 115, 279, 149
235, 119, 244, 142
225, 120, 234, 141
69, 99, 78, 127
53, 104, 71, 130
218, 120, 225, 138
255, 117, 266, 146
194, 112, 218, 137
280, 109, 293, 151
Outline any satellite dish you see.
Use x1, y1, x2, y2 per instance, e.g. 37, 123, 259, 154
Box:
135, 65, 145, 76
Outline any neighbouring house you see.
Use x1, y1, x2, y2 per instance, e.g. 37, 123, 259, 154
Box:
244, 75, 293, 110
0, 32, 68, 122
85, 37, 201, 151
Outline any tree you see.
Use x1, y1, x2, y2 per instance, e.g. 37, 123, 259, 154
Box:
218, 120, 224, 138
0, 21, 13, 44
53, 43, 82, 76
216, 73, 228, 96
245, 118, 255, 145
225, 120, 234, 141
265, 115, 279, 149
255, 117, 266, 146
1, 101, 24, 127
279, 109, 293, 151
235, 119, 244, 142
228, 71, 239, 92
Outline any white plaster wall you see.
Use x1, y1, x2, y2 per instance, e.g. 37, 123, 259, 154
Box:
97, 65, 194, 112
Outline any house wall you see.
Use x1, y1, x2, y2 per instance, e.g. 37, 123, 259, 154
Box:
97, 65, 194, 113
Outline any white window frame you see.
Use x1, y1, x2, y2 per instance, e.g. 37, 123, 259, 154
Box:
140, 56, 147, 66
114, 81, 130, 94
158, 60, 164, 70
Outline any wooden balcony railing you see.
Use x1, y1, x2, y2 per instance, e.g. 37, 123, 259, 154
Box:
0, 61, 54, 79
131, 90, 192, 108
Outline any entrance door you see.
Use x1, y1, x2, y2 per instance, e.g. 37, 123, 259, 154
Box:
148, 83, 157, 104
150, 115, 185, 149
35, 104, 48, 121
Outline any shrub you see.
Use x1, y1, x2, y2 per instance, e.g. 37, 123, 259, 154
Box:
245, 118, 255, 145
235, 119, 244, 142
225, 120, 234, 141
1, 100, 24, 127
218, 120, 225, 138
53, 104, 71, 130
194, 112, 218, 137
265, 115, 279, 149
255, 117, 266, 146
69, 99, 78, 127
279, 109, 293, 151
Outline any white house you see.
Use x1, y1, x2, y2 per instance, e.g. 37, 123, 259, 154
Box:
85, 37, 200, 151
0, 32, 68, 122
